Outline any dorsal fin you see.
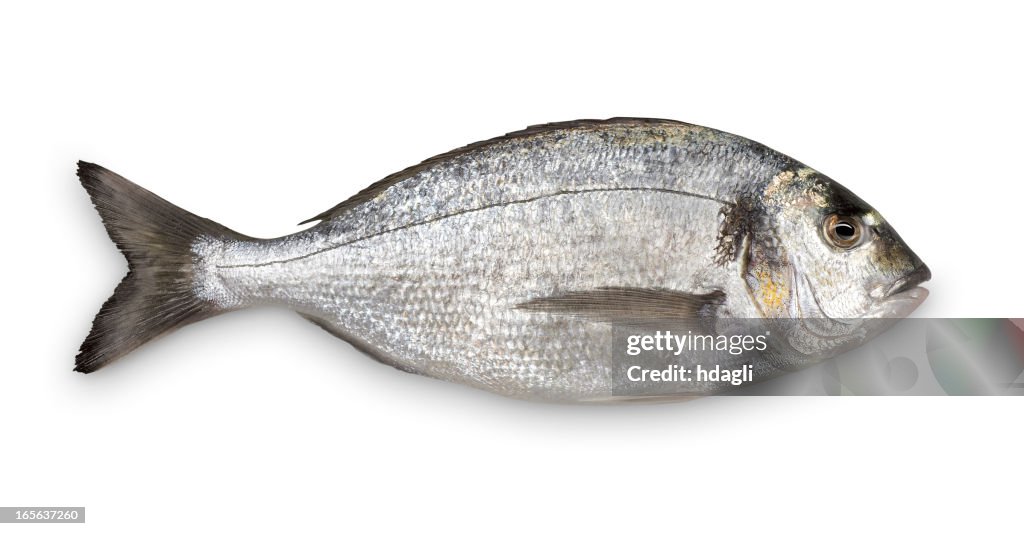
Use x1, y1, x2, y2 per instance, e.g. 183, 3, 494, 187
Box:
299, 118, 692, 225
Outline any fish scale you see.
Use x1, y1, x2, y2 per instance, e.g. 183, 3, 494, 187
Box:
198, 192, 743, 398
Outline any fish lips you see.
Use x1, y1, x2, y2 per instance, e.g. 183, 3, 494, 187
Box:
867, 264, 932, 318
886, 263, 932, 298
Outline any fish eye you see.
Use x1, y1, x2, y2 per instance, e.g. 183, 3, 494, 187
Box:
823, 214, 863, 249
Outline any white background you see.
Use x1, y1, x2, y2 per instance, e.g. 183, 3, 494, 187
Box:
2, 1, 1022, 534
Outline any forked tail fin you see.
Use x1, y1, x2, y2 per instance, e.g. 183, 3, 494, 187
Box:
75, 161, 248, 373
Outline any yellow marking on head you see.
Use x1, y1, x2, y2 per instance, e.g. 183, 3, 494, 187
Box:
755, 268, 788, 313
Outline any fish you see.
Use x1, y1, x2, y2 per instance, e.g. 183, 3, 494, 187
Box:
75, 118, 930, 402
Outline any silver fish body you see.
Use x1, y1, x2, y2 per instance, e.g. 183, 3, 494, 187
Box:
76, 118, 930, 402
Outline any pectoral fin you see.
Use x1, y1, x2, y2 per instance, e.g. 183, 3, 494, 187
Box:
515, 287, 725, 325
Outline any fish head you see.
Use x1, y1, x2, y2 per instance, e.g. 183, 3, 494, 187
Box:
740, 167, 930, 358
755, 167, 930, 320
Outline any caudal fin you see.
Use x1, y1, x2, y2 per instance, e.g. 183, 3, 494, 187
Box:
76, 161, 247, 373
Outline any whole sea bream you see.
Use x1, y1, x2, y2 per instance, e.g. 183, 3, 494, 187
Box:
76, 118, 930, 401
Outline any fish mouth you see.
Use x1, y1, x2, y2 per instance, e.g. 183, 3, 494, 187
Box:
868, 264, 931, 318
885, 263, 932, 298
